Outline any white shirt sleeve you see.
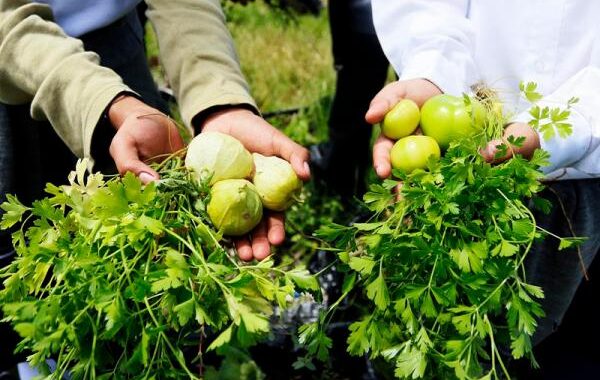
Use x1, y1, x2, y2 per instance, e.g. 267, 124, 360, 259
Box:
512, 66, 600, 180
371, 0, 477, 95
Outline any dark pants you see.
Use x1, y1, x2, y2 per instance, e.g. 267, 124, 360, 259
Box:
512, 178, 600, 378
0, 10, 166, 371
312, 0, 389, 199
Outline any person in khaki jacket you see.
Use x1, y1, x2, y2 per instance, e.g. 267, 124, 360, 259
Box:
0, 1, 309, 375
0, 0, 310, 258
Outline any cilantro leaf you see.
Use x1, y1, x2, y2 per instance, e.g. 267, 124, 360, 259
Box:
366, 273, 390, 310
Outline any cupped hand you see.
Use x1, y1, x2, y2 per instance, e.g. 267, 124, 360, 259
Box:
480, 122, 540, 163
108, 95, 185, 183
366, 79, 442, 178
201, 107, 311, 262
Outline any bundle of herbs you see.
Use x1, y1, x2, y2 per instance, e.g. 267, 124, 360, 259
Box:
0, 155, 318, 379
302, 84, 584, 379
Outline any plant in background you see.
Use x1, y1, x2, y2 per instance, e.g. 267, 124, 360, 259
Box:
0, 156, 319, 379
301, 85, 583, 379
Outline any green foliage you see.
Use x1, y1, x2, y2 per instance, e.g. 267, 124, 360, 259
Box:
520, 81, 579, 141
305, 91, 582, 379
0, 157, 318, 379
204, 346, 265, 380
283, 179, 346, 258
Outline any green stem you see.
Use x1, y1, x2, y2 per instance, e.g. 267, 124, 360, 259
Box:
143, 297, 199, 379
485, 315, 511, 379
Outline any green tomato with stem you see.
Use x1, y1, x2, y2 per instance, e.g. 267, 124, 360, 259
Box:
420, 94, 485, 149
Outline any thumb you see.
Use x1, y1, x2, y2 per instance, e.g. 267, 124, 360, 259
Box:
272, 132, 311, 181
365, 99, 392, 125
110, 133, 160, 184
365, 81, 406, 124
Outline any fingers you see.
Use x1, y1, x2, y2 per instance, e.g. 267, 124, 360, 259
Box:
365, 99, 393, 125
250, 219, 271, 261
272, 132, 311, 181
109, 132, 160, 184
204, 110, 311, 180
480, 138, 506, 163
373, 134, 395, 178
366, 82, 405, 124
109, 110, 184, 184
367, 80, 443, 179
267, 212, 285, 246
234, 212, 285, 262
365, 79, 443, 125
481, 123, 540, 164
235, 237, 254, 262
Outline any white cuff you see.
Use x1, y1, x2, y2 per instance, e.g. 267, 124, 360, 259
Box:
512, 107, 592, 174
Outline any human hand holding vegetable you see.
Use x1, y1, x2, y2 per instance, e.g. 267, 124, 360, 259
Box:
200, 107, 311, 261
480, 122, 541, 163
108, 95, 185, 184
365, 79, 442, 178
369, 81, 543, 180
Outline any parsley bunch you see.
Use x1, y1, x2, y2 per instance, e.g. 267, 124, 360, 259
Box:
0, 156, 318, 379
304, 87, 582, 379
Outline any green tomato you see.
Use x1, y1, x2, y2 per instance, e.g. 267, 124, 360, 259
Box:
390, 135, 441, 174
420, 94, 485, 149
207, 179, 263, 236
252, 153, 302, 211
382, 99, 421, 140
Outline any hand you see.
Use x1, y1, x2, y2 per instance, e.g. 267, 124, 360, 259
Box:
201, 107, 311, 262
366, 79, 442, 178
108, 95, 185, 183
480, 122, 540, 163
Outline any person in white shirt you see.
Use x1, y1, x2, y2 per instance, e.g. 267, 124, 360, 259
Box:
367, 0, 600, 376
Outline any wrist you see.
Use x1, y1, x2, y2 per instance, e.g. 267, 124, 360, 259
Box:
200, 106, 255, 132
107, 94, 155, 130
193, 104, 258, 132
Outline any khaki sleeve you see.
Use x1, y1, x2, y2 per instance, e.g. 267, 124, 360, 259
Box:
0, 0, 132, 160
145, 0, 258, 129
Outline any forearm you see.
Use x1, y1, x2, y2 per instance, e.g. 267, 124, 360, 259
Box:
0, 0, 131, 160
146, 0, 258, 129
372, 0, 478, 95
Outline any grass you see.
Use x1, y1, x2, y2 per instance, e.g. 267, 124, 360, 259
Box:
225, 2, 334, 113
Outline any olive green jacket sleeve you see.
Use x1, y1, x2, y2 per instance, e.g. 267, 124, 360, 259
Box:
146, 0, 258, 128
0, 0, 132, 161
0, 0, 257, 162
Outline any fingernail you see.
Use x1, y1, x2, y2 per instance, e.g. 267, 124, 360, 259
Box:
139, 172, 156, 184
303, 161, 311, 176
